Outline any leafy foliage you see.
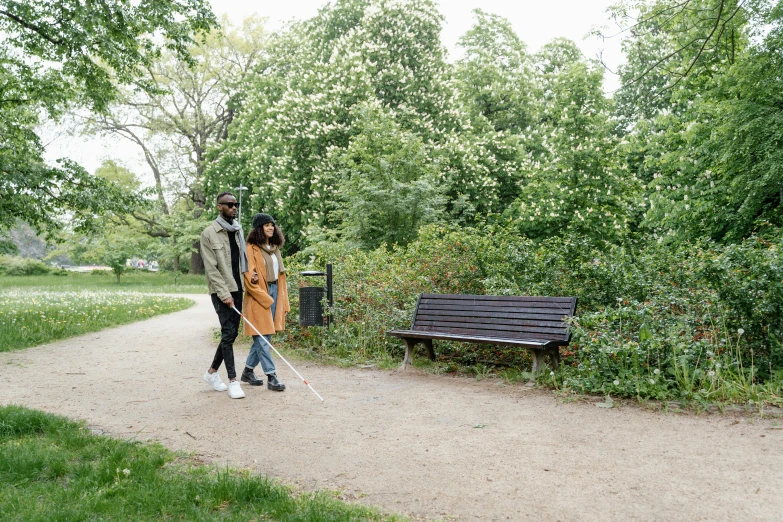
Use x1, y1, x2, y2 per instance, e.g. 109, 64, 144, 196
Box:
0, 0, 217, 235
207, 0, 507, 250
320, 101, 446, 249
0, 256, 51, 276
505, 40, 640, 243
282, 224, 783, 404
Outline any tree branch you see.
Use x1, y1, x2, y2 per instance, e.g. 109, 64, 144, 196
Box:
0, 8, 65, 46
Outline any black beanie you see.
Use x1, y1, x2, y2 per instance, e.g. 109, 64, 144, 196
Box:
252, 213, 275, 229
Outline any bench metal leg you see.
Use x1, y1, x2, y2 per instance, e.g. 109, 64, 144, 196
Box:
424, 339, 435, 361
401, 338, 417, 367
548, 347, 561, 370
401, 339, 435, 368
531, 350, 544, 376
531, 348, 561, 377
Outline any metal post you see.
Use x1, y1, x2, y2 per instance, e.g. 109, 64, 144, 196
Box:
326, 263, 333, 326
234, 184, 248, 228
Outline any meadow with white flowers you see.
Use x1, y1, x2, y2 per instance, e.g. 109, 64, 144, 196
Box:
0, 290, 194, 351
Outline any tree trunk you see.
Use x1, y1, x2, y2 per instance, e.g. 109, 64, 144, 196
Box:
189, 182, 206, 275
190, 241, 205, 274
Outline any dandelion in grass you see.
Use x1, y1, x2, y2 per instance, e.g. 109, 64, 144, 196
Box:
738, 328, 745, 336
613, 379, 620, 386
653, 368, 660, 375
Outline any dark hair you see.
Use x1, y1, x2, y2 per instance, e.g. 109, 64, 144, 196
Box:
216, 191, 234, 202
247, 222, 285, 248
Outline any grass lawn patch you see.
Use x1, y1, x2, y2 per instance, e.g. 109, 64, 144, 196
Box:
0, 405, 400, 521
0, 271, 208, 294
0, 290, 195, 351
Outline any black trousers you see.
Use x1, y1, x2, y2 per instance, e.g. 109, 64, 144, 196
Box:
210, 291, 243, 379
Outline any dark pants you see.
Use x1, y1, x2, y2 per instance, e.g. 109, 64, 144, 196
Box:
210, 291, 243, 379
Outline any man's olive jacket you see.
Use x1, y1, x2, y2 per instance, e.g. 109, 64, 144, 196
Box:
200, 221, 245, 301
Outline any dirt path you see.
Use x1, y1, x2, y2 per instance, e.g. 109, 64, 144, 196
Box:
1, 294, 781, 521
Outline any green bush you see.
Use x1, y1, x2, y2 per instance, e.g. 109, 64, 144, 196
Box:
284, 224, 783, 405
0, 240, 17, 255
0, 256, 50, 276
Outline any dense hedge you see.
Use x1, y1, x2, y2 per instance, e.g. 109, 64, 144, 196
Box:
283, 226, 783, 404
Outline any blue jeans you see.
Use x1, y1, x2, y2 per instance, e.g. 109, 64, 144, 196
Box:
246, 282, 277, 375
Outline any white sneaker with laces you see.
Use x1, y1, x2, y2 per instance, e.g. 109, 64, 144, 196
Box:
203, 370, 228, 391
228, 380, 245, 399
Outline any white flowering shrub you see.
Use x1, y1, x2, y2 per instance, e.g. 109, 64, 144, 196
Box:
504, 39, 641, 243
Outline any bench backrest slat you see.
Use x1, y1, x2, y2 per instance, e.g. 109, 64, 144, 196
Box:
417, 306, 570, 321
421, 293, 575, 304
412, 294, 577, 343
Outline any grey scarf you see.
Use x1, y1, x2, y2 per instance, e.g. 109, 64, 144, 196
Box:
259, 243, 285, 283
215, 216, 248, 274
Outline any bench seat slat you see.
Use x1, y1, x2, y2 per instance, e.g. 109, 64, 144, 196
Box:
414, 325, 566, 341
387, 329, 560, 349
415, 313, 567, 329
414, 319, 567, 337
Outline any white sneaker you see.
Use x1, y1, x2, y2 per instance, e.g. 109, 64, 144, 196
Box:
203, 370, 228, 391
228, 380, 245, 399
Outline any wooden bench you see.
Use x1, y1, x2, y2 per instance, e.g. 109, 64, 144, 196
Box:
387, 293, 577, 375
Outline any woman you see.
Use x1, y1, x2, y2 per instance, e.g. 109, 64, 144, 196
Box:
240, 213, 290, 391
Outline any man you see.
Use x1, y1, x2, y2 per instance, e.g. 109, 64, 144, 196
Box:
200, 192, 247, 399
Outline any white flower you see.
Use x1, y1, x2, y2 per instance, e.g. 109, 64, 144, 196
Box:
122, 468, 130, 476
708, 371, 715, 377
738, 328, 745, 336
649, 379, 655, 385
653, 368, 661, 375
613, 380, 620, 386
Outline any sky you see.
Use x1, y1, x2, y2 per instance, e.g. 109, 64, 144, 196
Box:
43, 0, 625, 181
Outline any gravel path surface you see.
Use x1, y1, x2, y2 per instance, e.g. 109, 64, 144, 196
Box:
1, 294, 781, 521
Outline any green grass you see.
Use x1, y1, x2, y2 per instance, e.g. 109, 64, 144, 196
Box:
0, 271, 208, 294
0, 290, 195, 351
0, 405, 401, 521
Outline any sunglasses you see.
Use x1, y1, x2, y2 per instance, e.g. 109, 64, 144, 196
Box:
218, 201, 238, 208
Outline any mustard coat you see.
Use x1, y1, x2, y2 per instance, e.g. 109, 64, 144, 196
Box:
243, 243, 290, 336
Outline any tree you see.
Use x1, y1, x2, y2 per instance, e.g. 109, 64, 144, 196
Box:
87, 16, 265, 272
94, 160, 141, 192
603, 0, 749, 93
642, 9, 783, 240
0, 0, 216, 235
324, 102, 445, 249
454, 9, 533, 134
505, 39, 640, 243
209, 0, 514, 250
606, 0, 782, 241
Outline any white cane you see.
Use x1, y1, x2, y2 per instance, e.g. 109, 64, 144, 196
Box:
232, 306, 324, 402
